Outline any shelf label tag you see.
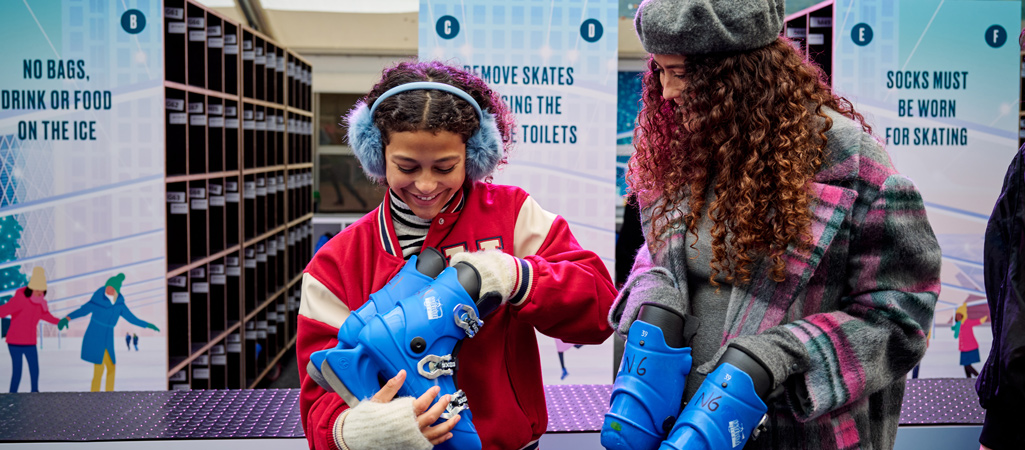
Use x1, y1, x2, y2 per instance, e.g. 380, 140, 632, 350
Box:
166, 99, 185, 111
168, 276, 187, 288
165, 8, 184, 20
809, 17, 832, 28
172, 292, 190, 303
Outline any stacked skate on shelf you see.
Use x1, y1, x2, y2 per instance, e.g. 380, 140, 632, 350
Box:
163, 0, 314, 390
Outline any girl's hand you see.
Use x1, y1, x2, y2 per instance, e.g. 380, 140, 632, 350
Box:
369, 370, 461, 446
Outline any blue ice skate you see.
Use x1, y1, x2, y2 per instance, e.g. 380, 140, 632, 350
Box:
360, 263, 490, 450
334, 262, 496, 450
602, 304, 697, 450
659, 347, 773, 450
309, 247, 446, 398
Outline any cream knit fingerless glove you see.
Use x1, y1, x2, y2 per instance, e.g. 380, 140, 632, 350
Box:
333, 397, 432, 450
448, 250, 519, 303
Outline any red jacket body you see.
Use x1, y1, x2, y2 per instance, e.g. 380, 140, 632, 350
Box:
297, 182, 616, 450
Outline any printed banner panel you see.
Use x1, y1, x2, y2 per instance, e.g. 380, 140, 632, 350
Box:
833, 0, 1020, 378
0, 0, 166, 392
420, 0, 619, 384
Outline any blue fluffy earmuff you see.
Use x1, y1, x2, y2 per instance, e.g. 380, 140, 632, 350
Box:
345, 81, 503, 182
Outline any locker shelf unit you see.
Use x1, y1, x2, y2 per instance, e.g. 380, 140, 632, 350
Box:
784, 1, 834, 83
164, 0, 314, 390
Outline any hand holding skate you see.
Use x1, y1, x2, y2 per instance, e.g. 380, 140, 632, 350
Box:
372, 370, 461, 447
602, 304, 698, 450
308, 247, 446, 399
658, 346, 775, 450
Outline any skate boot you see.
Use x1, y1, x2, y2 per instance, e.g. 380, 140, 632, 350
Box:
659, 347, 774, 450
308, 247, 446, 395
602, 304, 698, 450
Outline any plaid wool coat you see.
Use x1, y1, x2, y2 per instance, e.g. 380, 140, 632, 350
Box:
611, 110, 942, 450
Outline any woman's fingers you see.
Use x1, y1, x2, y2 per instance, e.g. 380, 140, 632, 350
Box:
423, 414, 460, 445
431, 433, 454, 446
366, 371, 461, 445
412, 386, 460, 445
416, 393, 451, 428
369, 369, 406, 404
412, 386, 441, 415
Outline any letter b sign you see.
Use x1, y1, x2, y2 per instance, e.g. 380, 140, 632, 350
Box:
121, 9, 146, 34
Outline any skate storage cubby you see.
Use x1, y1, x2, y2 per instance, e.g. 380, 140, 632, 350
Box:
164, 0, 314, 390
785, 1, 834, 83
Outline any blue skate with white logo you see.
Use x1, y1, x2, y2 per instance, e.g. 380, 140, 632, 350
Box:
659, 347, 773, 450
602, 304, 697, 450
308, 247, 446, 399
335, 262, 495, 450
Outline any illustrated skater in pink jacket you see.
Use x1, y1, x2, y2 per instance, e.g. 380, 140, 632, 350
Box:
0, 267, 58, 392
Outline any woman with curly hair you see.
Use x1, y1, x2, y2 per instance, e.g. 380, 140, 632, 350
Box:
297, 60, 615, 450
603, 1, 941, 449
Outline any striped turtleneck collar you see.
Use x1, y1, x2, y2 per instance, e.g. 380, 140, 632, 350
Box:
388, 189, 464, 257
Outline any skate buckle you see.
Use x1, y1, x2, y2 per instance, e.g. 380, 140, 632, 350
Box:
417, 354, 457, 379
454, 304, 483, 337
440, 390, 470, 419
751, 414, 769, 440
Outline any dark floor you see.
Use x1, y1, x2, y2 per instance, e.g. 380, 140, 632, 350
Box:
264, 346, 301, 389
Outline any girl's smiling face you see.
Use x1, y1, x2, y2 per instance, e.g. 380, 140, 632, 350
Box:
384, 130, 467, 220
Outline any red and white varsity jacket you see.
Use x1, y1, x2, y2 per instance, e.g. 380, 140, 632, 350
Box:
297, 182, 616, 450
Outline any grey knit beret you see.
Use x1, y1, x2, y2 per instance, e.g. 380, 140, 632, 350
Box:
634, 0, 785, 55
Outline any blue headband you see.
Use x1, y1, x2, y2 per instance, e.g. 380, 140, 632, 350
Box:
346, 81, 503, 182
370, 82, 486, 124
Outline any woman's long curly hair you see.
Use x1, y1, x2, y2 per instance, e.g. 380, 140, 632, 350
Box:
364, 61, 516, 182
629, 38, 870, 284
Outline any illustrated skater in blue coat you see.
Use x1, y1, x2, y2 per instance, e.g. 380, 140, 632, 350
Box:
58, 273, 159, 391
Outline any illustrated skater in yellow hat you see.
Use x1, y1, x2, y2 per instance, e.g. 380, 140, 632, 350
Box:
59, 273, 159, 391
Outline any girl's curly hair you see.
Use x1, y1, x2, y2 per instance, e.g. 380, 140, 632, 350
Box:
629, 38, 870, 284
363, 60, 515, 181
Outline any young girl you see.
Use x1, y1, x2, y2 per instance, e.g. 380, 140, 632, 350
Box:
605, 1, 941, 449
296, 61, 616, 450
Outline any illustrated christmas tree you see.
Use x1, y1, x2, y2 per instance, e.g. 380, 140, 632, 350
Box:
0, 216, 26, 295
0, 135, 27, 317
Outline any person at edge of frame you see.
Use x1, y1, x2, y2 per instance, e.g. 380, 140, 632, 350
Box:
296, 60, 617, 450
608, 0, 942, 449
976, 29, 1025, 450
